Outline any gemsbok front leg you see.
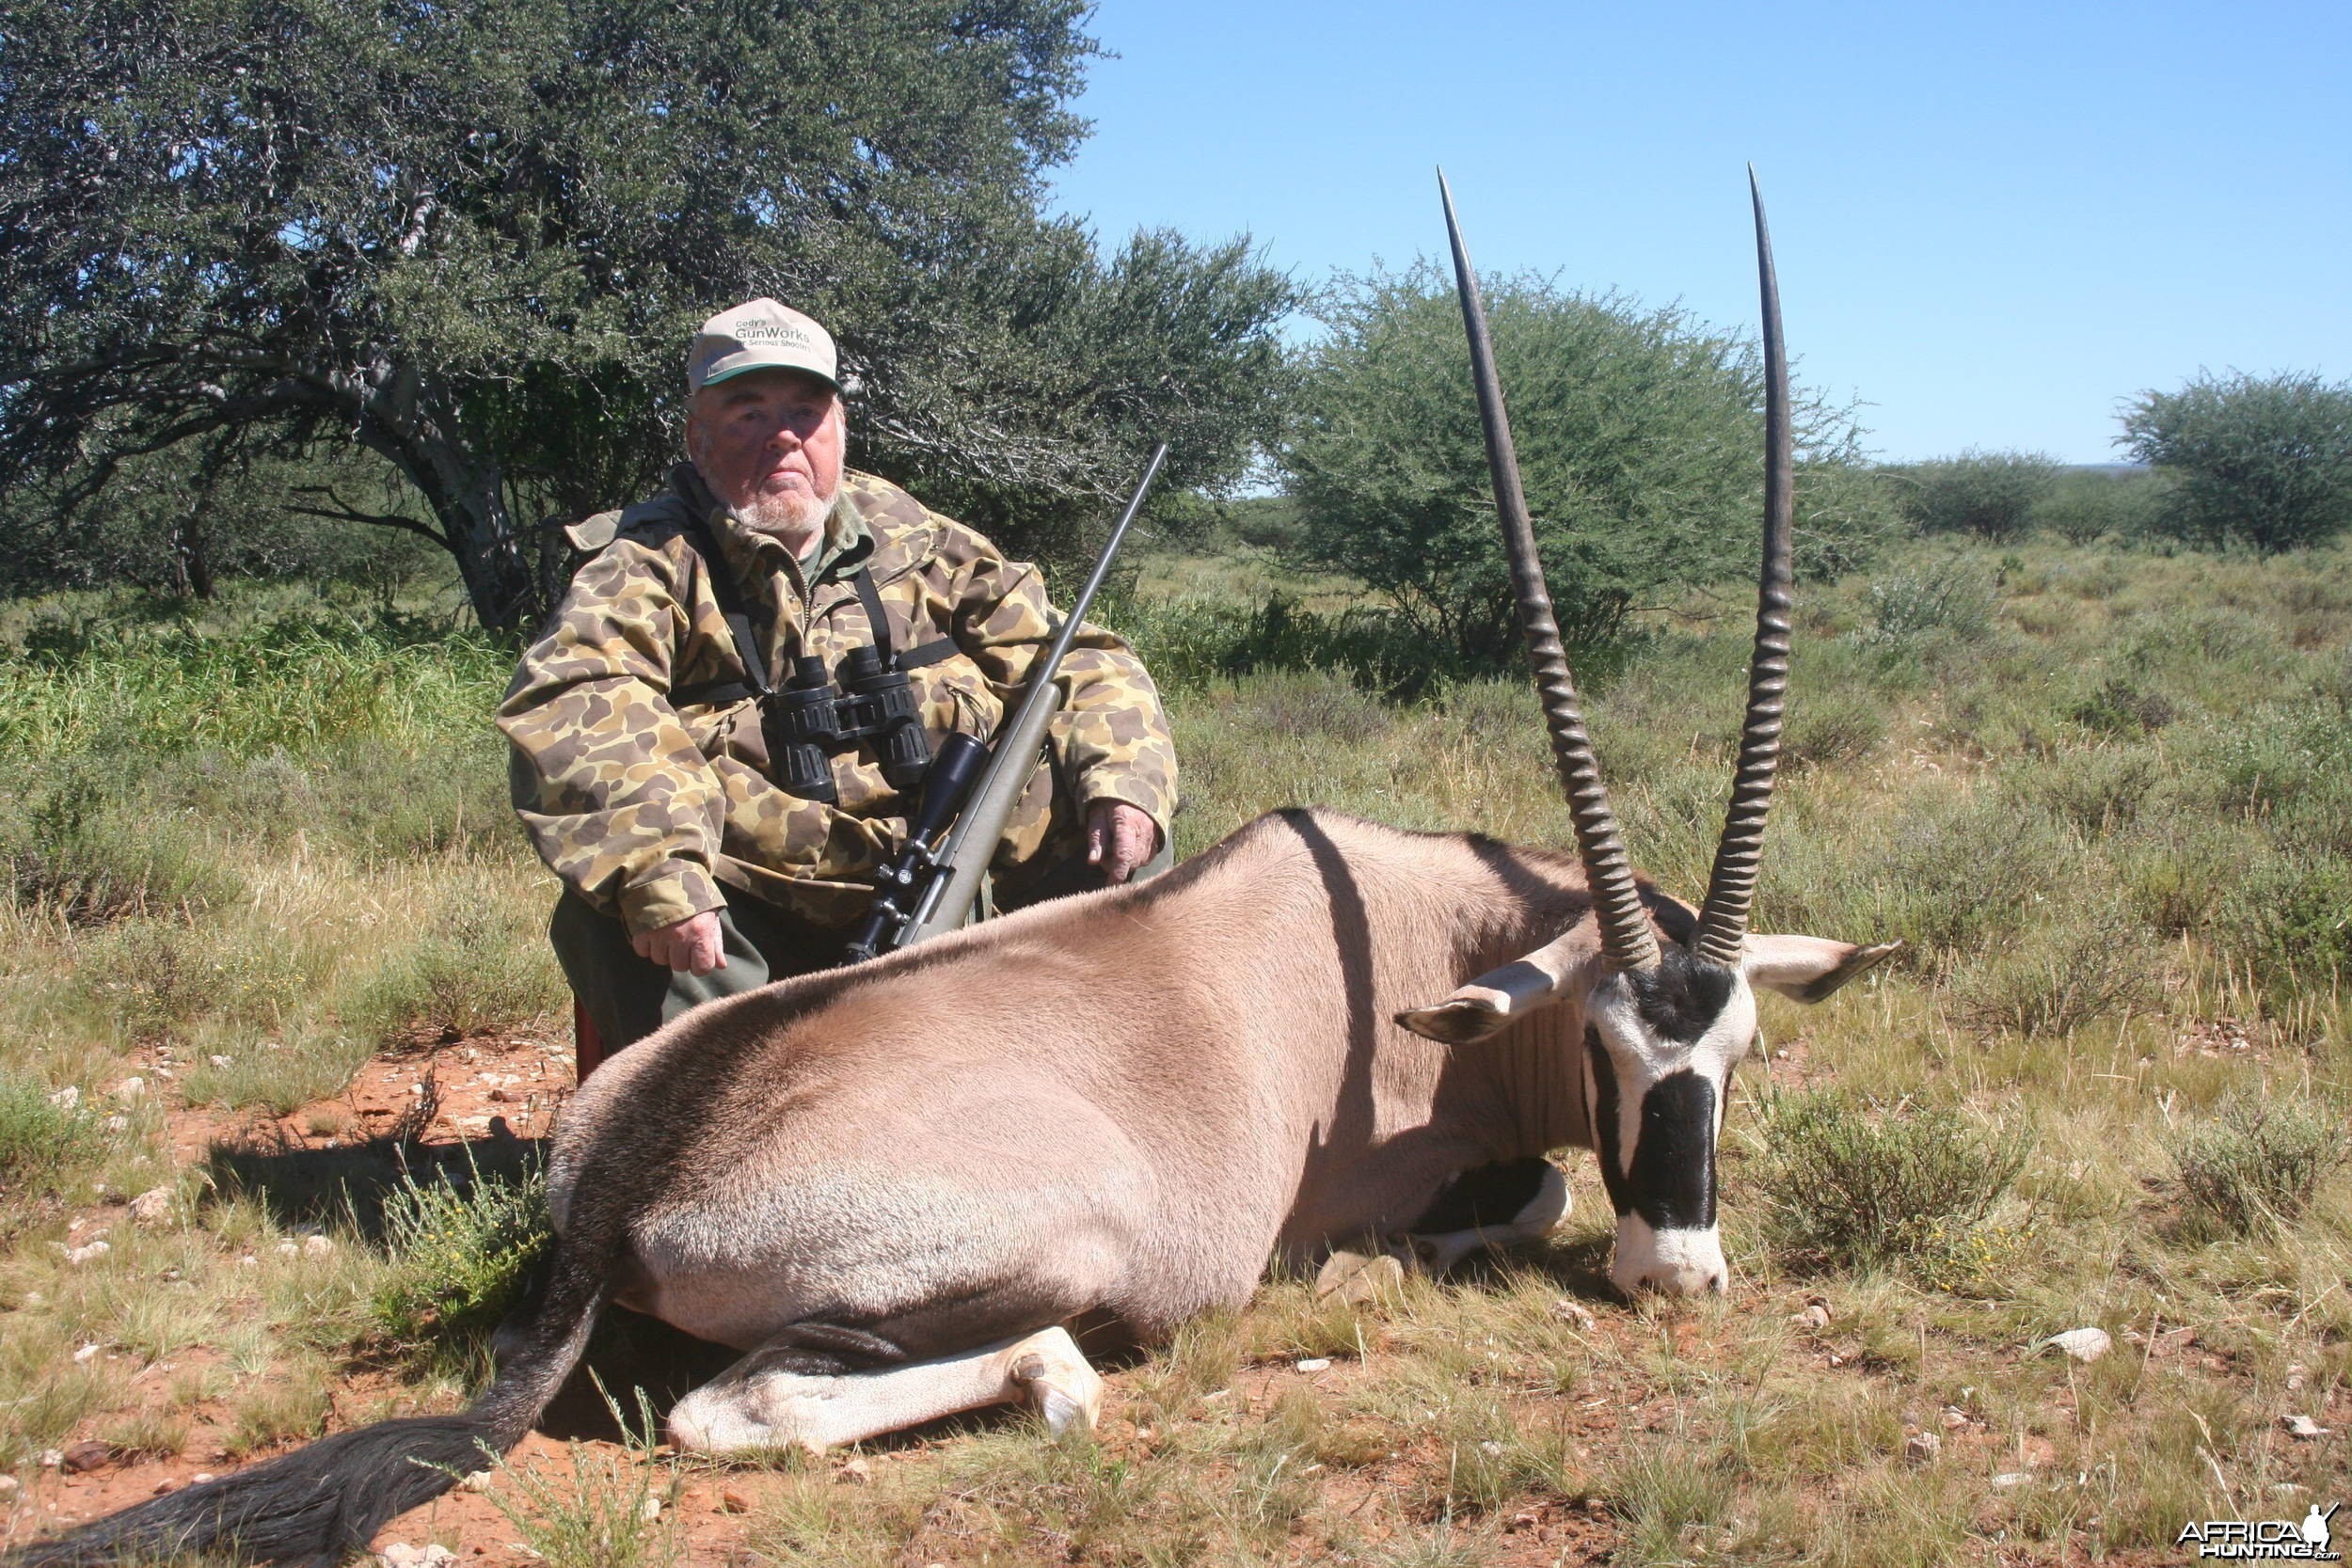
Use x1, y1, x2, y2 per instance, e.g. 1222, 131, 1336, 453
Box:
666, 1325, 1106, 1454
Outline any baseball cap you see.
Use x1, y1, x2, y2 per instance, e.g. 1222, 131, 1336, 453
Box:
686, 299, 839, 394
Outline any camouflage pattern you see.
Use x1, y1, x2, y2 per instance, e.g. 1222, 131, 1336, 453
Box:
500, 465, 1178, 934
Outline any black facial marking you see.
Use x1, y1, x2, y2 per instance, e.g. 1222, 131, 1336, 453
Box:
1588, 1027, 1721, 1231
1408, 1156, 1556, 1234
1586, 1028, 1631, 1216
1625, 944, 1737, 1043
1626, 1070, 1719, 1230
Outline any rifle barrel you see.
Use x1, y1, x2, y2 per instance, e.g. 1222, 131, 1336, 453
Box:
898, 442, 1169, 946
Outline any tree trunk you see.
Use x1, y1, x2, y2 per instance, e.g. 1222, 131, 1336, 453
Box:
365, 422, 540, 634
172, 511, 215, 599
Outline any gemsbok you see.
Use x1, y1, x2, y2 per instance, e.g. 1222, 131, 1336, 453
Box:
10, 171, 1896, 1568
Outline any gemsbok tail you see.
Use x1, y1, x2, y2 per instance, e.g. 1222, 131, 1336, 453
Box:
5, 1227, 613, 1567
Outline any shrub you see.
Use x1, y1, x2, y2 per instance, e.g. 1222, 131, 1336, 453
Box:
2169, 1094, 2347, 1235
0, 1069, 104, 1190
2122, 371, 2352, 554
1894, 450, 2061, 543
1858, 565, 1998, 645
1749, 1090, 2029, 1282
346, 903, 568, 1044
372, 1159, 551, 1345
2035, 468, 2168, 545
1949, 911, 2158, 1037
2, 775, 241, 922
1278, 263, 1876, 666
474, 1386, 681, 1568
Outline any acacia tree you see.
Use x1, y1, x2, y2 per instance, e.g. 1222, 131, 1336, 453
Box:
0, 0, 1294, 629
2121, 372, 2352, 554
1277, 265, 1883, 663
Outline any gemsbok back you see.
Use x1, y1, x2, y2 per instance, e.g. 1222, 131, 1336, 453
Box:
9, 170, 1897, 1568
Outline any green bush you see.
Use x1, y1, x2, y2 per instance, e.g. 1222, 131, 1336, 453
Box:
1857, 565, 1998, 645
0, 1069, 104, 1190
1894, 450, 2061, 542
2, 774, 242, 922
1749, 1091, 2030, 1283
372, 1159, 551, 1344
2122, 371, 2352, 554
1277, 263, 1877, 666
2169, 1094, 2347, 1235
2034, 468, 2168, 545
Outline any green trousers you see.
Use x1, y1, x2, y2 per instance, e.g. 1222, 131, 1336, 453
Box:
551, 835, 1172, 1059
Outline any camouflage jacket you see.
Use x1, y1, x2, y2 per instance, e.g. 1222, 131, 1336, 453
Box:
498, 465, 1177, 933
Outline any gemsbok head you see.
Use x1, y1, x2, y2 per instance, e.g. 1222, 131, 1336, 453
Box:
1397, 171, 1899, 1294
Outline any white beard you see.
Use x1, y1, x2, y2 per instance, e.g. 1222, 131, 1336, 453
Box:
735, 483, 842, 541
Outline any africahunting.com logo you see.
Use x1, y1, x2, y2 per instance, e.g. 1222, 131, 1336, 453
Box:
2178, 1502, 2340, 1560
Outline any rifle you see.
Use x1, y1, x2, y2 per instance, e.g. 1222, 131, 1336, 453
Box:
839, 442, 1170, 963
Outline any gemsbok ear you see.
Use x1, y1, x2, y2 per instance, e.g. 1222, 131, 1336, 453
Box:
1742, 935, 1902, 1003
1395, 927, 1600, 1044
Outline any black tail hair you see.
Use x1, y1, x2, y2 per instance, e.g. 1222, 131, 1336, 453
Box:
7, 1235, 611, 1567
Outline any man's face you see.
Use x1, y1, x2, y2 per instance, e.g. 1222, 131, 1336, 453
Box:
685, 368, 845, 537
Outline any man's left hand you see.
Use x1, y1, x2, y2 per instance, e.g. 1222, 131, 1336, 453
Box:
1087, 800, 1160, 885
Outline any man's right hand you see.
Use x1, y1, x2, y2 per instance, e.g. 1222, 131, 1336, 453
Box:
633, 910, 726, 975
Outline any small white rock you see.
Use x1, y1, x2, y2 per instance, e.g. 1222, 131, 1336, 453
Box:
639, 1497, 662, 1520
460, 1470, 495, 1494
2286, 1363, 2310, 1392
1904, 1431, 1941, 1465
73, 1343, 101, 1364
65, 1240, 110, 1266
47, 1086, 81, 1111
0, 1473, 17, 1494
113, 1077, 147, 1102
1295, 1357, 1331, 1373
192, 1472, 215, 1484
128, 1186, 175, 1224
1991, 1471, 2031, 1489
276, 1240, 299, 1257
39, 1450, 63, 1469
302, 1234, 336, 1257
2280, 1414, 2330, 1440
209, 1054, 233, 1069
1550, 1299, 1597, 1331
1477, 1440, 1504, 1458
2045, 1327, 2111, 1363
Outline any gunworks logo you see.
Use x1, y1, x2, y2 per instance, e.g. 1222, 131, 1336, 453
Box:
2178, 1503, 2340, 1560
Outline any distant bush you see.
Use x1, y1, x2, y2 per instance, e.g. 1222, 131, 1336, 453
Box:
2169, 1094, 2347, 1235
1894, 449, 2061, 542
2034, 468, 2168, 545
1751, 1091, 2030, 1285
1858, 564, 1998, 644
2122, 371, 2352, 554
1121, 591, 1484, 697
1279, 263, 1879, 667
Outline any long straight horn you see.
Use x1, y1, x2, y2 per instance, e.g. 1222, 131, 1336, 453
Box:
1692, 166, 1796, 968
1438, 170, 1659, 974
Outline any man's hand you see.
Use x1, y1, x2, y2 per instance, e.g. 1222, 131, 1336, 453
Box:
633, 910, 726, 975
1086, 800, 1161, 885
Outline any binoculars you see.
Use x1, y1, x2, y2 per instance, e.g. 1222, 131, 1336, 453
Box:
761, 647, 930, 804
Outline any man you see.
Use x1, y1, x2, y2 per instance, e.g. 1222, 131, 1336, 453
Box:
500, 299, 1176, 1060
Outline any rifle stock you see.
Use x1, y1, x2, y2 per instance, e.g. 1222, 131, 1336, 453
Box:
894, 442, 1169, 950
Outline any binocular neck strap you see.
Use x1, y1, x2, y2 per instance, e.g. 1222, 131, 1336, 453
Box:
850, 566, 898, 668
681, 518, 774, 699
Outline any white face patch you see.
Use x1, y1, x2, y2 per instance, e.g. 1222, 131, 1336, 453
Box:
1581, 968, 1756, 1294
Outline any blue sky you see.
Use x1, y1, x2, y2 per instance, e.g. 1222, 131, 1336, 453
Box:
1044, 1, 2351, 464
